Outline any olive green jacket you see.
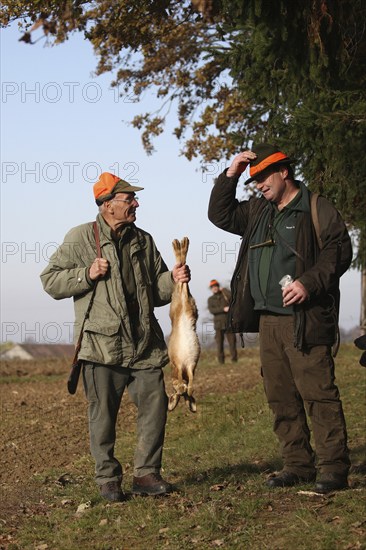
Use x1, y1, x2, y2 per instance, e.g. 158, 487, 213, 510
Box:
207, 289, 231, 330
40, 215, 174, 368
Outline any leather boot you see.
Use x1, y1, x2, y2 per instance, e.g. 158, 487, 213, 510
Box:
99, 481, 125, 502
266, 470, 316, 488
132, 473, 173, 496
314, 473, 349, 494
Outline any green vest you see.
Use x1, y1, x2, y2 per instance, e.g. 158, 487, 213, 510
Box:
248, 184, 310, 314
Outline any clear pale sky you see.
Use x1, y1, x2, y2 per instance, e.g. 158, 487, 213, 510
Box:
0, 24, 361, 345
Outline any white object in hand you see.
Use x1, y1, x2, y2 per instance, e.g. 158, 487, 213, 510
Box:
279, 275, 294, 289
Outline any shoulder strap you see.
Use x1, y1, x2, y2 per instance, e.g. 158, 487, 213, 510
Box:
310, 193, 323, 250
93, 220, 102, 257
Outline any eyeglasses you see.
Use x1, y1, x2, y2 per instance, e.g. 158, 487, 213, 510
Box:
112, 196, 139, 205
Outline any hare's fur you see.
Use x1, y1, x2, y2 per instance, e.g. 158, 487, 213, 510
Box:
168, 238, 200, 412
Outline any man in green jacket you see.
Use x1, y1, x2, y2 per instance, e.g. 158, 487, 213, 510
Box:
208, 144, 352, 494
207, 279, 237, 363
41, 172, 190, 502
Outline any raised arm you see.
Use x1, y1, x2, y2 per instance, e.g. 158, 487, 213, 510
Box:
208, 151, 257, 236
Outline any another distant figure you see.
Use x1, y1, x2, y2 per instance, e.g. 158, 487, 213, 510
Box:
207, 280, 237, 364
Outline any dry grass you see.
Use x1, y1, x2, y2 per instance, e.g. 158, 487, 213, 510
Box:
1, 345, 365, 549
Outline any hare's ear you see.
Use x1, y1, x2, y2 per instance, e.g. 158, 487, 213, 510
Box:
168, 393, 180, 412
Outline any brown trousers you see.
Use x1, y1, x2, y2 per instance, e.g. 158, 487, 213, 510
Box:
259, 314, 350, 478
215, 329, 237, 363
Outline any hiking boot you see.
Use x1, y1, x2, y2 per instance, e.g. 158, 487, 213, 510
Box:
99, 481, 125, 502
266, 470, 316, 488
132, 473, 174, 496
314, 473, 349, 494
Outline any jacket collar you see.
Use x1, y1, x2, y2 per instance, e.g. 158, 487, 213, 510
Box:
96, 213, 147, 252
269, 181, 310, 214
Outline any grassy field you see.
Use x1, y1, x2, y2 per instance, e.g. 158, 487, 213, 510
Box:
0, 345, 365, 549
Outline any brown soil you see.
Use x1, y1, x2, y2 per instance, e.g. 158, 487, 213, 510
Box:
0, 351, 261, 545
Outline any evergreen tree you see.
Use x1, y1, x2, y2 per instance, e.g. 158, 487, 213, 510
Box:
1, 0, 365, 275
219, 0, 366, 269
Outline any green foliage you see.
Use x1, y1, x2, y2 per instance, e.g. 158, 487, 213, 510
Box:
220, 0, 366, 265
1, 0, 365, 263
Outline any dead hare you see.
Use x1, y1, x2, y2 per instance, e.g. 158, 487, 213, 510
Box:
168, 237, 201, 412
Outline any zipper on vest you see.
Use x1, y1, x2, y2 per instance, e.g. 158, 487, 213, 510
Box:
261, 240, 276, 310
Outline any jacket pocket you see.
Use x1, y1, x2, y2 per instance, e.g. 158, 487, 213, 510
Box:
84, 319, 121, 336
82, 321, 122, 365
304, 295, 337, 346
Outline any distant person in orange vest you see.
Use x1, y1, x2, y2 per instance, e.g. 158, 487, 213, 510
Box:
207, 280, 237, 363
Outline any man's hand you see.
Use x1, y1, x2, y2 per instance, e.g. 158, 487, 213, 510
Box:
282, 280, 309, 306
223, 306, 229, 312
89, 258, 109, 281
227, 150, 258, 177
172, 263, 191, 283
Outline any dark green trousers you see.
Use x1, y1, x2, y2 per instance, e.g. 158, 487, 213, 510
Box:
215, 329, 237, 363
259, 314, 350, 478
83, 363, 168, 485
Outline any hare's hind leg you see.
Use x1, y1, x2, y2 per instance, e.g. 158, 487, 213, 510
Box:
186, 364, 195, 397
185, 364, 196, 412
172, 239, 182, 264
180, 237, 189, 264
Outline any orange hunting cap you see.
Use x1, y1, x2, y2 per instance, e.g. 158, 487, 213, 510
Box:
209, 279, 220, 288
93, 172, 144, 205
244, 143, 295, 185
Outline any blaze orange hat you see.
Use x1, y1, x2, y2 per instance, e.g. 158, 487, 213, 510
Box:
244, 143, 295, 185
93, 172, 144, 205
209, 279, 220, 287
